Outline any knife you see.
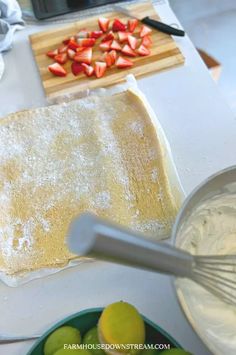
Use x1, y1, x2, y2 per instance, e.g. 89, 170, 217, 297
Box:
112, 5, 185, 37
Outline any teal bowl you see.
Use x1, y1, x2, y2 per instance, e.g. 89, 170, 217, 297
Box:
27, 307, 182, 355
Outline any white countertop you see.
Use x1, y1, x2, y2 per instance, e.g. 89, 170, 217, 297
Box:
0, 1, 236, 355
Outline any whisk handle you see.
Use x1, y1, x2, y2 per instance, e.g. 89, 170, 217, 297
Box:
67, 213, 194, 278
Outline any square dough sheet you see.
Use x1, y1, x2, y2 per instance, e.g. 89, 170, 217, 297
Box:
0, 89, 182, 277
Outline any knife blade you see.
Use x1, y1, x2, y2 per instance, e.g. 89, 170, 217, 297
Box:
112, 5, 185, 37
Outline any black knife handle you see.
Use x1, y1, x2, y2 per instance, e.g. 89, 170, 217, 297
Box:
142, 17, 185, 37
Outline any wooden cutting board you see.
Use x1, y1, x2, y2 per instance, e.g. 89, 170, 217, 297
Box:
30, 2, 184, 99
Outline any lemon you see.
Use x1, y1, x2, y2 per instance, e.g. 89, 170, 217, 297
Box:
98, 301, 145, 355
44, 326, 81, 355
83, 326, 105, 355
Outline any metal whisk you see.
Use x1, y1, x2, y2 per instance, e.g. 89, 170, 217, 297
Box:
68, 213, 236, 307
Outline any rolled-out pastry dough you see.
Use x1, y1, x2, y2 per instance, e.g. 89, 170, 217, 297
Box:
0, 89, 178, 275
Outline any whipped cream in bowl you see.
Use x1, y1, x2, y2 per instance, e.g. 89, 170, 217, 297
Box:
172, 167, 236, 355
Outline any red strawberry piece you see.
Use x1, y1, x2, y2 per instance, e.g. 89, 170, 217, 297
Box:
112, 18, 126, 32
98, 17, 110, 32
137, 44, 150, 56
63, 36, 75, 45
46, 49, 58, 59
140, 25, 152, 38
117, 31, 131, 43
71, 62, 84, 76
89, 30, 103, 39
110, 39, 121, 51
128, 18, 138, 32
58, 44, 68, 54
81, 63, 94, 77
67, 48, 76, 60
99, 40, 112, 51
48, 63, 67, 77
102, 52, 113, 67
121, 44, 136, 57
77, 38, 96, 47
68, 39, 80, 50
54, 53, 68, 64
102, 31, 115, 42
142, 35, 152, 47
127, 35, 138, 50
95, 61, 107, 78
109, 50, 117, 65
74, 47, 92, 64
116, 56, 133, 68
76, 29, 89, 38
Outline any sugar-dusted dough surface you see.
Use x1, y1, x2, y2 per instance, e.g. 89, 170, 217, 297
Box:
0, 90, 178, 275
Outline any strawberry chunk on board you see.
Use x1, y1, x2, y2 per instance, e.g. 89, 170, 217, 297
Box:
137, 44, 151, 56
102, 31, 115, 42
140, 25, 152, 38
109, 50, 117, 65
102, 52, 113, 67
89, 30, 103, 39
67, 49, 76, 60
95, 61, 107, 78
54, 53, 68, 65
128, 18, 138, 32
68, 39, 80, 50
117, 31, 131, 43
116, 56, 133, 68
77, 38, 96, 47
127, 35, 138, 50
112, 18, 126, 32
74, 47, 92, 64
110, 39, 121, 51
98, 17, 110, 32
142, 35, 152, 47
63, 36, 75, 45
121, 44, 136, 57
71, 62, 84, 76
99, 40, 112, 51
58, 45, 68, 54
82, 63, 94, 77
46, 49, 58, 59
48, 63, 67, 77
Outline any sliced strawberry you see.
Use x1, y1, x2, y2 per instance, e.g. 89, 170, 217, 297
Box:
121, 44, 136, 57
48, 63, 67, 77
82, 63, 94, 77
89, 30, 103, 39
102, 52, 113, 67
142, 35, 152, 47
77, 38, 96, 47
76, 29, 89, 38
74, 47, 92, 65
110, 39, 121, 51
128, 18, 138, 32
140, 25, 152, 38
63, 36, 75, 45
109, 50, 117, 65
137, 44, 150, 56
98, 17, 110, 32
71, 62, 84, 76
102, 31, 115, 42
127, 35, 138, 50
116, 56, 133, 69
46, 49, 58, 59
68, 39, 80, 50
54, 53, 68, 64
67, 48, 76, 60
95, 61, 107, 78
99, 40, 112, 51
112, 18, 126, 32
58, 44, 68, 54
117, 31, 131, 43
